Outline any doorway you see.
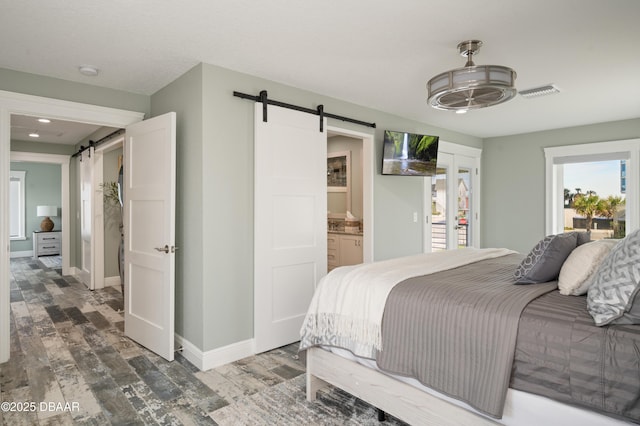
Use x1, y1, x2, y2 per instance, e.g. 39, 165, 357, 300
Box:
423, 141, 481, 252
0, 90, 145, 362
327, 125, 374, 264
94, 137, 124, 290
252, 107, 374, 354
77, 134, 125, 291
9, 152, 68, 269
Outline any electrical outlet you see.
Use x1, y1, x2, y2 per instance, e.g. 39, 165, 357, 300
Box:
413, 212, 418, 222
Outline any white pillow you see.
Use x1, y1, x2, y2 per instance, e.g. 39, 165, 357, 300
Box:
558, 239, 618, 295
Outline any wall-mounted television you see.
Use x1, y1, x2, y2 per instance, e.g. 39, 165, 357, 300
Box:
381, 130, 439, 176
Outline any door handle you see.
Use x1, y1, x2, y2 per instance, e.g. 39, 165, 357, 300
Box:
155, 245, 178, 254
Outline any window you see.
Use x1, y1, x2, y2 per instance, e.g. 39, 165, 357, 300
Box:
10, 170, 26, 240
545, 139, 640, 238
563, 160, 626, 239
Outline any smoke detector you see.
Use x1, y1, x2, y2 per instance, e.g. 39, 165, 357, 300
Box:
79, 65, 99, 76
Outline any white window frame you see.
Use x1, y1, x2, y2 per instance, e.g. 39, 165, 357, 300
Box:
9, 170, 26, 240
545, 139, 640, 236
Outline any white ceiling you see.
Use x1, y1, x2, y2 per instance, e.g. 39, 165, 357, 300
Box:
1, 0, 639, 139
11, 114, 104, 145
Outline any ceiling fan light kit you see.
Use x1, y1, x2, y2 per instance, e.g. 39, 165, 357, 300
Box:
427, 40, 517, 112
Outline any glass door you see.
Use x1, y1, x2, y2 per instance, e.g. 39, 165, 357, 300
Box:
455, 156, 475, 249
430, 153, 451, 251
425, 150, 478, 252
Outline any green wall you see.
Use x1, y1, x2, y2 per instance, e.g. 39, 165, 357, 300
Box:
0, 68, 149, 114
11, 140, 76, 156
151, 65, 205, 349
152, 63, 482, 352
482, 118, 640, 253
9, 161, 62, 253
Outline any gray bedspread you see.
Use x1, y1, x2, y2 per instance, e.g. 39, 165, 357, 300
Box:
376, 254, 557, 418
512, 290, 640, 423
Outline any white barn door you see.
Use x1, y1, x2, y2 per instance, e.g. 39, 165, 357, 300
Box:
124, 112, 176, 361
254, 104, 327, 353
79, 147, 95, 289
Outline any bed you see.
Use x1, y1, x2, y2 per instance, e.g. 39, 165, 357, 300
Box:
299, 232, 640, 425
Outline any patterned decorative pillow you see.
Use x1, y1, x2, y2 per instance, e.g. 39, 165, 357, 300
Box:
514, 232, 578, 284
558, 239, 618, 295
587, 229, 640, 326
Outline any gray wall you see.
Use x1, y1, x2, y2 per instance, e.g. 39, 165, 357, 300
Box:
9, 161, 62, 253
152, 63, 482, 352
482, 118, 640, 253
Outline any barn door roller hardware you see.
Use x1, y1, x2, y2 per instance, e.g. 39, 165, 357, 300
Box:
71, 128, 125, 160
233, 90, 376, 132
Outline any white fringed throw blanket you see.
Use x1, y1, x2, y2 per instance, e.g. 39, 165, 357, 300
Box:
299, 247, 516, 358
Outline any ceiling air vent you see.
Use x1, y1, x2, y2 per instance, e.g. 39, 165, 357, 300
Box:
519, 84, 560, 99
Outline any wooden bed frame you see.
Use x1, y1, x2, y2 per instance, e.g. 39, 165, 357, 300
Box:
305, 347, 498, 425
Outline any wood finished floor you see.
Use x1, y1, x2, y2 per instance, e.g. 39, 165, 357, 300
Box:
1, 257, 406, 425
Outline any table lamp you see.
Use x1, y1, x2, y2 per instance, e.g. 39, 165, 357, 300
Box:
37, 205, 57, 232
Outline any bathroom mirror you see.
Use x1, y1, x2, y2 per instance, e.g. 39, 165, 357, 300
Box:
327, 151, 351, 215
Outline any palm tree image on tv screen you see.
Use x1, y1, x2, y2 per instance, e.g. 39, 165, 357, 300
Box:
382, 130, 439, 176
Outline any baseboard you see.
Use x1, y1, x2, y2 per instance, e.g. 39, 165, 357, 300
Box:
69, 266, 81, 277
104, 276, 121, 287
10, 250, 33, 258
174, 334, 254, 371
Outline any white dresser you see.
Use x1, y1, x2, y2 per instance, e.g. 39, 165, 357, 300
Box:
33, 231, 62, 258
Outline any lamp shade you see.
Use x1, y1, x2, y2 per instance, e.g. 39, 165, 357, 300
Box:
37, 205, 57, 217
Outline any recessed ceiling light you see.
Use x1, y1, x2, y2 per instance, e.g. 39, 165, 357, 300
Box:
29, 132, 40, 138
78, 65, 99, 76
38, 118, 51, 123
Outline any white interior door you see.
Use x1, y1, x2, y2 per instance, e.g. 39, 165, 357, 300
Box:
254, 103, 327, 354
124, 112, 176, 361
79, 147, 95, 289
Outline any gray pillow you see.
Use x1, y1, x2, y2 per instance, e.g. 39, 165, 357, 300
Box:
587, 228, 640, 326
514, 232, 578, 284
576, 231, 592, 246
